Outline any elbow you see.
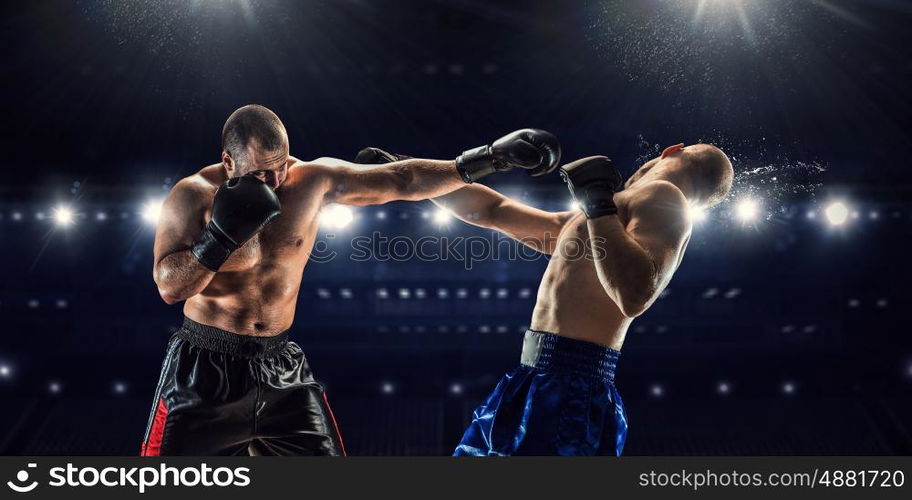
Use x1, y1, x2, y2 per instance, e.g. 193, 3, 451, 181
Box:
617, 296, 649, 318
155, 281, 185, 305
159, 292, 182, 306
153, 269, 188, 305
613, 282, 657, 318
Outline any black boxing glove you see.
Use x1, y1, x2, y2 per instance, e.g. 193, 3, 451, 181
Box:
353, 147, 412, 164
455, 128, 561, 183
560, 156, 623, 219
191, 176, 282, 271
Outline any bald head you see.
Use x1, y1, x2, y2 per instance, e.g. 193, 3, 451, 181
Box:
222, 105, 288, 169
680, 144, 734, 207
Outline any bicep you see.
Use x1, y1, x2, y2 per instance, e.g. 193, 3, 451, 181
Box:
625, 198, 691, 279
153, 182, 208, 264
319, 162, 409, 206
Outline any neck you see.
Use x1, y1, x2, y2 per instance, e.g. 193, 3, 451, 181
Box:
648, 169, 698, 203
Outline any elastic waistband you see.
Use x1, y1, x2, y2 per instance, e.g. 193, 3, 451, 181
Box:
520, 330, 620, 383
177, 317, 289, 358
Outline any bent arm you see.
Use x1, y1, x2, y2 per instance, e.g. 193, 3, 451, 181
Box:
152, 179, 216, 304
585, 182, 691, 317
431, 184, 573, 254
314, 157, 464, 206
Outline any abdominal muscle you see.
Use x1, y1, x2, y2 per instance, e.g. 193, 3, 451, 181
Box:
529, 253, 633, 351
183, 260, 305, 336
528, 213, 633, 351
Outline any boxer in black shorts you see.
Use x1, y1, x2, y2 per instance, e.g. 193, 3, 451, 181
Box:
141, 104, 560, 455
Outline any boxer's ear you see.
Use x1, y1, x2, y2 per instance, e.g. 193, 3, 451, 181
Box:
660, 143, 685, 159
222, 150, 237, 176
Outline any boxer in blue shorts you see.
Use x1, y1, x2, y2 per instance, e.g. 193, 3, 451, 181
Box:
356, 144, 733, 455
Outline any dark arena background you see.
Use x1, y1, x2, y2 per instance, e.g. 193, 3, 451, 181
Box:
1, 0, 911, 456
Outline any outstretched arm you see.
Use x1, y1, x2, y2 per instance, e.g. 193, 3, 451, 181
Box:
585, 181, 691, 317
432, 185, 573, 254
312, 157, 464, 206
316, 129, 560, 207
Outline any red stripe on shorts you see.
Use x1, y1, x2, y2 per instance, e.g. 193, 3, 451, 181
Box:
322, 392, 347, 456
140, 398, 169, 456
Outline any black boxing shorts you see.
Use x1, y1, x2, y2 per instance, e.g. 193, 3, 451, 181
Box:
140, 317, 345, 456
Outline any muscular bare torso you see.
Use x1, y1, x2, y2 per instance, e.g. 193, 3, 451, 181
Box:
529, 186, 690, 350
182, 161, 324, 336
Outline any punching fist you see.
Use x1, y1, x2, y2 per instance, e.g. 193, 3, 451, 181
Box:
560, 156, 623, 219
455, 129, 561, 183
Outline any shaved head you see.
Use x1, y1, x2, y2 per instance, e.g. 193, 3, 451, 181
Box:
222, 104, 288, 168
681, 144, 734, 207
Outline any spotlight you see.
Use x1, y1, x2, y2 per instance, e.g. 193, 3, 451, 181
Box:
433, 207, 453, 226
717, 381, 731, 395
450, 383, 463, 395
735, 197, 760, 222
688, 205, 707, 222
650, 384, 663, 397
95, 211, 108, 221
11, 211, 23, 221
113, 381, 128, 394
381, 382, 394, 394
141, 198, 164, 225
52, 205, 75, 227
782, 381, 795, 395
0, 364, 10, 378
824, 201, 849, 227
319, 204, 354, 229
48, 381, 62, 394
567, 200, 581, 211
377, 210, 387, 220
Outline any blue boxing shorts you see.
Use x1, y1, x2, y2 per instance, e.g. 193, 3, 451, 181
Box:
454, 329, 626, 456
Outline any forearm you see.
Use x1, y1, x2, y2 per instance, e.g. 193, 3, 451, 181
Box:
586, 216, 658, 317
153, 251, 216, 304
431, 184, 501, 227
390, 159, 463, 201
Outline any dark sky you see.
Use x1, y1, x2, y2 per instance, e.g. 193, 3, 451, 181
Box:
1, 0, 910, 191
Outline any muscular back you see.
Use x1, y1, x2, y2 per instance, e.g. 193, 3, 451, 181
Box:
166, 161, 326, 335
530, 183, 691, 350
